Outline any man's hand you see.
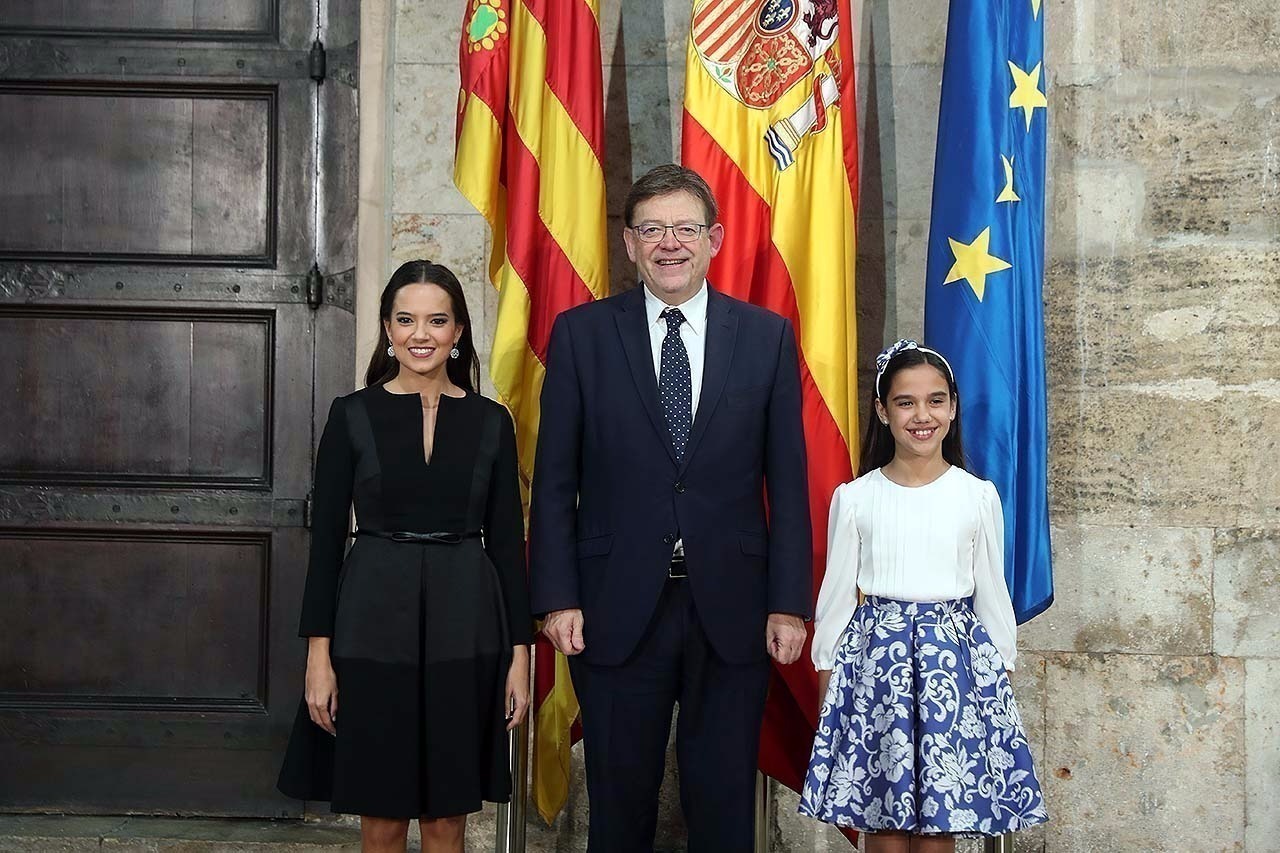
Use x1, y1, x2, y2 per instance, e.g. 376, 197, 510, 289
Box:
765, 613, 806, 665
542, 608, 586, 655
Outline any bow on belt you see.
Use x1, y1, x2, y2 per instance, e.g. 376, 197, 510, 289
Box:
353, 530, 482, 544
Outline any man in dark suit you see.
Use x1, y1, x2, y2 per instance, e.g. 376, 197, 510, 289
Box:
529, 164, 812, 852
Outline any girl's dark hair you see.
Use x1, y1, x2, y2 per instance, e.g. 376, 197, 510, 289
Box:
857, 347, 967, 476
363, 259, 482, 392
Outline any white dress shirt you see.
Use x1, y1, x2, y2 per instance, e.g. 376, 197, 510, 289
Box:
642, 280, 708, 416
810, 466, 1019, 672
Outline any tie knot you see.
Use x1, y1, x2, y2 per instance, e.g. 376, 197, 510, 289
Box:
662, 307, 687, 329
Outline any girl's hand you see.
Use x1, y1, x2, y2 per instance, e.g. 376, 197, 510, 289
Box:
816, 670, 832, 722
305, 638, 339, 736
505, 646, 531, 731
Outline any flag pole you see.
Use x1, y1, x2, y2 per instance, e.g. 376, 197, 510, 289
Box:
984, 834, 1014, 853
494, 713, 530, 852
753, 771, 769, 852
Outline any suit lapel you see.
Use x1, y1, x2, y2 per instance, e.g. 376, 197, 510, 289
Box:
681, 287, 736, 472
614, 285, 679, 465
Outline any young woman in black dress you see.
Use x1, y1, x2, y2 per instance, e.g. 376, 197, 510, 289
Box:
278, 260, 533, 853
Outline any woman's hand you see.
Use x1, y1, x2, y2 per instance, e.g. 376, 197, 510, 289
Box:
305, 637, 339, 736
505, 646, 531, 731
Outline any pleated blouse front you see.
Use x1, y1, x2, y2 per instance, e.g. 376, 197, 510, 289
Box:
811, 466, 1018, 671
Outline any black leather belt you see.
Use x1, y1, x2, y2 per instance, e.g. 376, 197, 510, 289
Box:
354, 529, 481, 544
668, 554, 687, 579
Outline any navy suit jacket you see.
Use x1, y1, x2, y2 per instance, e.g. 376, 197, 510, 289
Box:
529, 284, 813, 666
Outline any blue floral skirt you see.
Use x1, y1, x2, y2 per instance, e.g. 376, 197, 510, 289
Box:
799, 597, 1047, 836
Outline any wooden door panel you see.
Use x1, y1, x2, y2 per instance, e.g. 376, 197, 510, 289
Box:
0, 525, 306, 817
0, 742, 291, 816
0, 0, 275, 38
0, 84, 275, 263
0, 0, 356, 816
0, 307, 271, 485
192, 95, 274, 257
0, 530, 268, 709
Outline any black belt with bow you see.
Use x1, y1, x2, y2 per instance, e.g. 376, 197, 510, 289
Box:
353, 529, 481, 544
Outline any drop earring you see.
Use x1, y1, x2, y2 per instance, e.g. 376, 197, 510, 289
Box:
449, 346, 461, 360
386, 341, 395, 357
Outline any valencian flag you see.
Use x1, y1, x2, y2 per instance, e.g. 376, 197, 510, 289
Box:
681, 0, 860, 812
453, 0, 608, 825
923, 0, 1054, 623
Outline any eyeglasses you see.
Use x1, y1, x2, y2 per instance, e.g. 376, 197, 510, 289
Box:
629, 223, 709, 243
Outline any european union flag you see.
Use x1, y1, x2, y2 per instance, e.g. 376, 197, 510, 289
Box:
924, 0, 1053, 622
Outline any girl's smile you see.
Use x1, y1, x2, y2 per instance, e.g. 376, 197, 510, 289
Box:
877, 364, 956, 464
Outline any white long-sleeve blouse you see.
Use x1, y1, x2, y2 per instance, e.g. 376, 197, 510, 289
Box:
810, 466, 1019, 672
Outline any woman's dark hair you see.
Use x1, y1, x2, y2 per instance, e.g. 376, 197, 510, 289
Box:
363, 259, 482, 392
857, 346, 967, 476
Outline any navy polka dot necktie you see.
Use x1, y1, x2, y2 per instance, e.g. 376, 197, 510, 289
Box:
659, 307, 692, 462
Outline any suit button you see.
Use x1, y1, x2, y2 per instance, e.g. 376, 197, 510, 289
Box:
674, 482, 686, 494
663, 533, 676, 545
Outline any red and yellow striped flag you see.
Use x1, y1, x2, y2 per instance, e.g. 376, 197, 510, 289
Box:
682, 0, 860, 806
453, 0, 608, 825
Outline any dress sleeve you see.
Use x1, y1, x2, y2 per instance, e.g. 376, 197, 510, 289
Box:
485, 405, 534, 645
298, 397, 354, 637
972, 480, 1018, 671
811, 483, 860, 671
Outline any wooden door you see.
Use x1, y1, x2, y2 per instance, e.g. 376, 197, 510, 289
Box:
0, 0, 358, 816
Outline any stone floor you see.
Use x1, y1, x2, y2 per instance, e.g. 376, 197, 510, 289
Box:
0, 814, 1022, 852
0, 816, 363, 853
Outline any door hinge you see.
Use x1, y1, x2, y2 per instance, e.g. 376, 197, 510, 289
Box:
309, 39, 327, 84
306, 263, 323, 309
303, 492, 314, 529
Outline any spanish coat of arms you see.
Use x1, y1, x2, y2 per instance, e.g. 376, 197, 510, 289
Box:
691, 0, 844, 171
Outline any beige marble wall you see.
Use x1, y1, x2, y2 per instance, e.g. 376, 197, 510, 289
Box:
355, 0, 394, 388
364, 0, 1279, 850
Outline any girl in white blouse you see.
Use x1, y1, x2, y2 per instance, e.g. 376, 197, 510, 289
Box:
798, 340, 1047, 851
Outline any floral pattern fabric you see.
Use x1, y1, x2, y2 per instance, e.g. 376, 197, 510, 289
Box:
800, 597, 1047, 836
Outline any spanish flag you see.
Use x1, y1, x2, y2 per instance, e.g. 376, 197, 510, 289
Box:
453, 0, 607, 825
681, 0, 860, 810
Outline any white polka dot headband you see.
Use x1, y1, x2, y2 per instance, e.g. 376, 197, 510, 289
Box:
874, 339, 955, 398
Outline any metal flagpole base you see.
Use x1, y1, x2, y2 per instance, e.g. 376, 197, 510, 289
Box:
753, 771, 769, 853
983, 833, 1014, 853
494, 719, 530, 853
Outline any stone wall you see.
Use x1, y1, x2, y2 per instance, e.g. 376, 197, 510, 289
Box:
366, 0, 1279, 850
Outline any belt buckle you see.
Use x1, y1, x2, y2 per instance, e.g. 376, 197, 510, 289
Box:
667, 555, 687, 579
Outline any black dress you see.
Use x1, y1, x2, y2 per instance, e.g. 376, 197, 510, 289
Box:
277, 385, 533, 819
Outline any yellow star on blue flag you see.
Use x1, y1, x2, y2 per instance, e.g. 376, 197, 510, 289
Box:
1008, 61, 1047, 131
944, 227, 1012, 301
997, 154, 1020, 203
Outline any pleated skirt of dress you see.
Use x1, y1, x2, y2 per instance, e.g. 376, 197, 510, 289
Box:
277, 535, 512, 818
799, 596, 1048, 836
